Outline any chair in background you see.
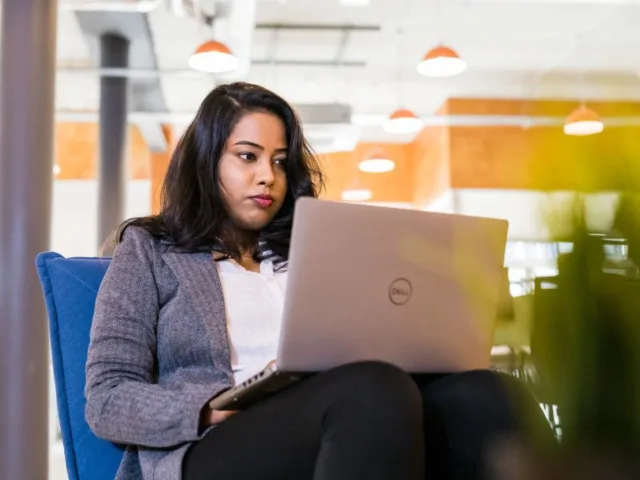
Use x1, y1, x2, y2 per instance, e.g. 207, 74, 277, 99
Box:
35, 253, 123, 480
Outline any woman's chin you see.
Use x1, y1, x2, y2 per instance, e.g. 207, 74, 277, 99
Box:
237, 217, 273, 233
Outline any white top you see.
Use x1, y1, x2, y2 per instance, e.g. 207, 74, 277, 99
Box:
216, 259, 288, 385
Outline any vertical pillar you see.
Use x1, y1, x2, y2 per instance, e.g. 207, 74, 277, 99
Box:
98, 33, 130, 251
0, 0, 57, 478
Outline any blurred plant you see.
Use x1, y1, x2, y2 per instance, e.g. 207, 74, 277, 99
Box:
529, 193, 640, 466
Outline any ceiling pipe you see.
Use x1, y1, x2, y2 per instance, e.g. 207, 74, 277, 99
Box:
54, 110, 640, 128
54, 61, 364, 78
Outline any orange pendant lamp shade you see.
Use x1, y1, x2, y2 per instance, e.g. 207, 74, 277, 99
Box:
189, 40, 240, 73
383, 109, 424, 134
563, 105, 604, 136
417, 45, 467, 78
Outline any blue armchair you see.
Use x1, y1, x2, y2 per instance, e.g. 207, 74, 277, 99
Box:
36, 253, 123, 480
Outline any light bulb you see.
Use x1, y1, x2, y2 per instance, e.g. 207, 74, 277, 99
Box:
341, 189, 373, 202
359, 158, 395, 173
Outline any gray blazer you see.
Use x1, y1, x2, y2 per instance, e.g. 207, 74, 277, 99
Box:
85, 226, 234, 480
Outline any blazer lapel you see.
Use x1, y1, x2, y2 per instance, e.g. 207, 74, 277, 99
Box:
162, 251, 232, 377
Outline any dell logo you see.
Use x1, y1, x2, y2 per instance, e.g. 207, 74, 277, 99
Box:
389, 278, 412, 305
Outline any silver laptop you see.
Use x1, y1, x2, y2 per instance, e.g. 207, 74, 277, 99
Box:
209, 198, 508, 410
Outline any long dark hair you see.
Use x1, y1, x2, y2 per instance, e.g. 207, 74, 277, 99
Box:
116, 82, 324, 265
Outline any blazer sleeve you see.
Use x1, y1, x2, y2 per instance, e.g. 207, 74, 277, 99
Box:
85, 227, 215, 448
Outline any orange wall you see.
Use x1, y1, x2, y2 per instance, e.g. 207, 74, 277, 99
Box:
320, 143, 413, 203
449, 126, 532, 189
445, 98, 640, 117
444, 98, 640, 191
409, 127, 450, 206
55, 123, 151, 180
320, 128, 452, 205
448, 125, 640, 191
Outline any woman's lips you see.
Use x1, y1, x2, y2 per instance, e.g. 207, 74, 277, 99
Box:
251, 195, 274, 208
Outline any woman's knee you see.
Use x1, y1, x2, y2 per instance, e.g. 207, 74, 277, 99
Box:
423, 370, 549, 436
456, 370, 544, 418
425, 369, 521, 405
320, 360, 423, 415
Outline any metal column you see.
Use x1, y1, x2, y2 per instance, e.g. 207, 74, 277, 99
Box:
98, 33, 130, 251
0, 0, 58, 478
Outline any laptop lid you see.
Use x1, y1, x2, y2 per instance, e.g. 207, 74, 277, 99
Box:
277, 198, 509, 373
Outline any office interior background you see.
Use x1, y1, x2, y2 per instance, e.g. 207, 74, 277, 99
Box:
2, 0, 640, 478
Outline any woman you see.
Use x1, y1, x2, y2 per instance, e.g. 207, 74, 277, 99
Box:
85, 82, 550, 480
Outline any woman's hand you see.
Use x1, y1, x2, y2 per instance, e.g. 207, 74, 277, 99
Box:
209, 409, 237, 425
200, 406, 238, 429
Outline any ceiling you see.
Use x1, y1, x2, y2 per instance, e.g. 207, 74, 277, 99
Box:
52, 0, 640, 145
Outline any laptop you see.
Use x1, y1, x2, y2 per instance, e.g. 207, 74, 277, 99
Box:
208, 197, 509, 410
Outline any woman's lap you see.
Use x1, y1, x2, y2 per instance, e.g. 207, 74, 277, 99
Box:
182, 363, 548, 480
182, 361, 425, 480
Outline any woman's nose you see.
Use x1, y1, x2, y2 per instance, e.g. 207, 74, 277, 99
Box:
255, 158, 276, 186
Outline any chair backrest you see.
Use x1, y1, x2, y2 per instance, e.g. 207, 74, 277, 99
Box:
36, 253, 124, 480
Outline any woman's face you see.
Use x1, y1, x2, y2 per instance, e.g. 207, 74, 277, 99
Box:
219, 111, 288, 232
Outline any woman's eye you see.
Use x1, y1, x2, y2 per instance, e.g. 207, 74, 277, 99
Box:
274, 158, 287, 167
239, 152, 257, 161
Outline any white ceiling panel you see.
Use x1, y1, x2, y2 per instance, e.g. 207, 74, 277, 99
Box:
56, 10, 91, 62
159, 76, 218, 112
55, 73, 100, 111
270, 30, 345, 62
147, 8, 206, 69
257, 0, 406, 24
450, 3, 611, 37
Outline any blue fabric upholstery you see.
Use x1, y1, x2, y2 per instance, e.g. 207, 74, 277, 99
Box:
36, 253, 124, 480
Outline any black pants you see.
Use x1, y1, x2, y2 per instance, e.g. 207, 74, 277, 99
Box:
183, 361, 551, 480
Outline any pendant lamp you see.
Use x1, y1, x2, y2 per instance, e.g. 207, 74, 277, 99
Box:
417, 45, 467, 78
563, 104, 604, 136
358, 147, 396, 173
189, 40, 239, 73
384, 109, 424, 134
